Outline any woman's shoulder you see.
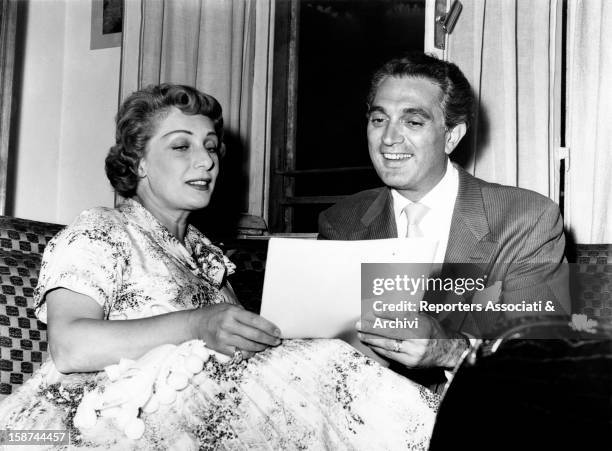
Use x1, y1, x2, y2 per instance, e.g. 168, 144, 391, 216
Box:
52, 206, 130, 248
73, 205, 122, 224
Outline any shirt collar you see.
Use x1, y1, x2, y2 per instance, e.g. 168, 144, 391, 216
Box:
390, 159, 459, 213
119, 198, 227, 286
119, 197, 177, 241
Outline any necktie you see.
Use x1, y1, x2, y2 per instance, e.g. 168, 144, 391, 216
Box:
403, 202, 429, 238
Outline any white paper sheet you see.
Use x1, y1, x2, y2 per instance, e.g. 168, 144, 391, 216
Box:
259, 237, 438, 340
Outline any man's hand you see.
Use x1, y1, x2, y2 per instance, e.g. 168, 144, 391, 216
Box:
355, 311, 469, 369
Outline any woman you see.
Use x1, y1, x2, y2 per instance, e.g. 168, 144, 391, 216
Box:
0, 84, 438, 450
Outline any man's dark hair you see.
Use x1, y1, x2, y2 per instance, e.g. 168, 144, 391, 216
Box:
105, 83, 224, 198
367, 52, 474, 130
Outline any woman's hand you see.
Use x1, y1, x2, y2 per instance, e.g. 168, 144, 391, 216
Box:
190, 304, 282, 360
46, 288, 282, 373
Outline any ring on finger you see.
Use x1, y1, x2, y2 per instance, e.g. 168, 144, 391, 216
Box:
393, 339, 402, 353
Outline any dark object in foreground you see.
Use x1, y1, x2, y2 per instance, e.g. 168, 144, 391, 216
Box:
430, 324, 612, 450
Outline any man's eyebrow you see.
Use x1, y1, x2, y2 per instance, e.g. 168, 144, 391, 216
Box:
366, 106, 433, 120
367, 105, 386, 115
401, 108, 432, 120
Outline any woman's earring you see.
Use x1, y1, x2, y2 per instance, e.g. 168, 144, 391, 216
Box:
137, 164, 147, 178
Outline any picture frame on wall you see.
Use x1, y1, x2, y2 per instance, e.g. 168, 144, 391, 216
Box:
90, 0, 122, 50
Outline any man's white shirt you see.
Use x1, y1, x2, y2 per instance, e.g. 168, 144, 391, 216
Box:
391, 159, 459, 264
391, 161, 474, 372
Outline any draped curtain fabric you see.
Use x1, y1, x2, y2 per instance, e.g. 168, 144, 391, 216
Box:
0, 0, 19, 215
446, 0, 560, 199
565, 0, 612, 243
120, 0, 275, 230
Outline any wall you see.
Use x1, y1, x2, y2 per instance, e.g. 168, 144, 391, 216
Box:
12, 0, 119, 224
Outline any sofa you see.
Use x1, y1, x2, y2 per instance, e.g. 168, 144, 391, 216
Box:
0, 215, 610, 404
0, 217, 64, 403
0, 216, 269, 403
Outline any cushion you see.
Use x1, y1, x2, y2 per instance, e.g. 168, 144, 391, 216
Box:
0, 250, 48, 402
570, 244, 612, 320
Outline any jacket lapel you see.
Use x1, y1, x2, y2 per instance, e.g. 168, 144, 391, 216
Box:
359, 188, 397, 239
357, 172, 498, 266
437, 168, 499, 334
358, 173, 498, 262
445, 167, 497, 265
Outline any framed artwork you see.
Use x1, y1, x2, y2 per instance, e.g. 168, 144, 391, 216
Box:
90, 0, 122, 50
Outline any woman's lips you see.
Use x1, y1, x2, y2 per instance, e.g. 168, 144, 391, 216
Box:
185, 179, 211, 190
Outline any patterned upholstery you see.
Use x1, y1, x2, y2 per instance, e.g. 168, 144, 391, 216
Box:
570, 244, 612, 320
0, 217, 63, 402
0, 217, 64, 255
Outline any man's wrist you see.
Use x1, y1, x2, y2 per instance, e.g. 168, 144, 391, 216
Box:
436, 333, 470, 368
457, 331, 472, 349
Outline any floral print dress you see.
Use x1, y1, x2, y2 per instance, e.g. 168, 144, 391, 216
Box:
0, 199, 439, 450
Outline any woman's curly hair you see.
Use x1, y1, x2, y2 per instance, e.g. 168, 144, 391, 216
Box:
105, 83, 224, 198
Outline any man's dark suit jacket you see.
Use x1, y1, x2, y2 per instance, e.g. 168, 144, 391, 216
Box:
318, 165, 570, 339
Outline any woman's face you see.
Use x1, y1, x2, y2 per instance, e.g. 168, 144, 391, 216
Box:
136, 107, 220, 214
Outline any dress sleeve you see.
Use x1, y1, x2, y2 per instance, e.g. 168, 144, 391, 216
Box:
34, 209, 128, 323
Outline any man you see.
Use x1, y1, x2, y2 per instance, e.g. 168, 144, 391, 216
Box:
318, 53, 569, 377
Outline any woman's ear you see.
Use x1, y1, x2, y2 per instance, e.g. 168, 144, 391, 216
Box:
444, 123, 467, 155
137, 160, 147, 178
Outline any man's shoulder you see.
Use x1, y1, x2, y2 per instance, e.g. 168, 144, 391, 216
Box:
321, 187, 387, 221
460, 171, 562, 240
461, 169, 558, 212
478, 178, 558, 212
318, 187, 388, 238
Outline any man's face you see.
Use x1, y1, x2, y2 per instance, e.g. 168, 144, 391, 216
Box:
367, 76, 455, 201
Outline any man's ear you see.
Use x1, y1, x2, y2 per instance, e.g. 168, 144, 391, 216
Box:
444, 123, 467, 155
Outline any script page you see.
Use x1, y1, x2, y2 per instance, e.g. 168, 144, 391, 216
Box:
259, 238, 438, 340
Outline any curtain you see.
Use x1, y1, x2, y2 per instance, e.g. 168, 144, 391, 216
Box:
446, 0, 561, 200
120, 0, 275, 232
565, 0, 612, 243
0, 0, 19, 215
